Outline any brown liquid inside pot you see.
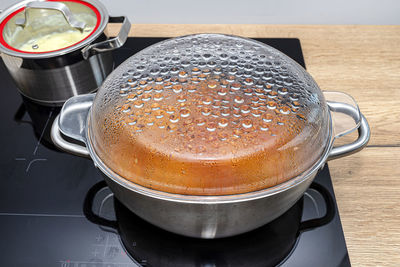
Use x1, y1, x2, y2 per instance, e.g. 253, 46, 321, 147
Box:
92, 71, 326, 195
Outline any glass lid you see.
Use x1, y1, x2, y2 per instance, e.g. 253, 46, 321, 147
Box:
0, 0, 106, 56
89, 34, 330, 196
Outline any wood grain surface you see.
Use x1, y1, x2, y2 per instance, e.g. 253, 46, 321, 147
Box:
108, 24, 400, 266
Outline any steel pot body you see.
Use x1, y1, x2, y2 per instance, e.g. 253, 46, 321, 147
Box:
103, 168, 316, 238
50, 89, 370, 238
0, 0, 131, 106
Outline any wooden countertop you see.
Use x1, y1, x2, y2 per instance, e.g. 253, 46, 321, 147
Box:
109, 24, 400, 266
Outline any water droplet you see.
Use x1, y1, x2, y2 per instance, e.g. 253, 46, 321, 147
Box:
169, 114, 179, 123
134, 100, 144, 108
202, 96, 212, 105
241, 105, 250, 114
172, 85, 182, 93
260, 122, 269, 131
180, 109, 190, 118
154, 110, 164, 119
267, 101, 277, 109
32, 44, 39, 49
234, 96, 244, 104
280, 106, 291, 114
206, 122, 217, 132
251, 109, 262, 117
154, 93, 163, 101
202, 107, 211, 116
242, 119, 252, 129
142, 93, 151, 101
151, 103, 160, 110
208, 80, 218, 89
179, 71, 187, 78
268, 91, 278, 98
262, 114, 273, 122
231, 82, 241, 90
244, 78, 254, 86
218, 118, 228, 127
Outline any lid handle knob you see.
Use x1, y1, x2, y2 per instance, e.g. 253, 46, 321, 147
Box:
15, 1, 86, 31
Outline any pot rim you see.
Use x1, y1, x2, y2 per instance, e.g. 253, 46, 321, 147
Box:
85, 109, 334, 204
0, 0, 109, 59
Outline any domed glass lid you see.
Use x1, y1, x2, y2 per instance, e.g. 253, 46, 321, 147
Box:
89, 34, 330, 195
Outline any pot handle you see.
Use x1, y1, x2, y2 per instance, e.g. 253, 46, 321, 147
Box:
83, 181, 118, 230
81, 16, 131, 59
15, 1, 86, 31
323, 91, 370, 161
50, 94, 95, 157
299, 181, 335, 232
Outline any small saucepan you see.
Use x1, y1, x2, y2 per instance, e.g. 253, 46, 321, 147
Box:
0, 0, 130, 106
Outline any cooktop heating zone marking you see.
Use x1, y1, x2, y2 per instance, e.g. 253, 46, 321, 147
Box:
14, 109, 53, 172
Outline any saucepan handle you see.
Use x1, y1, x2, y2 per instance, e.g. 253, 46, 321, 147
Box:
15, 1, 86, 31
323, 91, 370, 161
50, 94, 94, 157
81, 16, 131, 59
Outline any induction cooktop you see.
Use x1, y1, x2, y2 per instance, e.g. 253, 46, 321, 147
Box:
0, 37, 351, 267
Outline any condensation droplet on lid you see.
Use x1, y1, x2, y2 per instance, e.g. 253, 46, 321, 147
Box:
260, 123, 269, 131
154, 93, 163, 101
221, 110, 230, 117
142, 93, 151, 101
262, 114, 273, 122
154, 110, 164, 119
280, 106, 291, 114
177, 95, 186, 102
180, 109, 190, 117
218, 88, 228, 95
268, 91, 278, 98
251, 110, 262, 117
242, 119, 253, 129
166, 106, 176, 114
202, 97, 212, 105
241, 105, 250, 114
234, 96, 244, 104
233, 110, 241, 117
208, 80, 218, 88
172, 85, 182, 93
179, 71, 187, 78
134, 100, 144, 108
128, 119, 137, 126
151, 103, 160, 110
201, 107, 211, 116
195, 118, 206, 126
218, 118, 228, 127
244, 78, 254, 85
231, 82, 241, 90
169, 115, 179, 123
206, 122, 217, 132
267, 101, 277, 109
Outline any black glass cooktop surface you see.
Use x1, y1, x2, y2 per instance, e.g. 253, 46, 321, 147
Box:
0, 37, 350, 267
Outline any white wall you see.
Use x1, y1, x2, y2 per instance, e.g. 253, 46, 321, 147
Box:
2, 0, 400, 24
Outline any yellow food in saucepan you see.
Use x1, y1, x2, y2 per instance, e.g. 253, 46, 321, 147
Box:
18, 30, 91, 52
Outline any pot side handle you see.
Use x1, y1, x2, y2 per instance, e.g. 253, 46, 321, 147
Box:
323, 91, 370, 161
50, 94, 95, 157
81, 16, 131, 59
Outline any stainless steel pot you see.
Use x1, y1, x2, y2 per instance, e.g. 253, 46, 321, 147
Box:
50, 34, 370, 238
0, 0, 131, 106
50, 91, 369, 238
